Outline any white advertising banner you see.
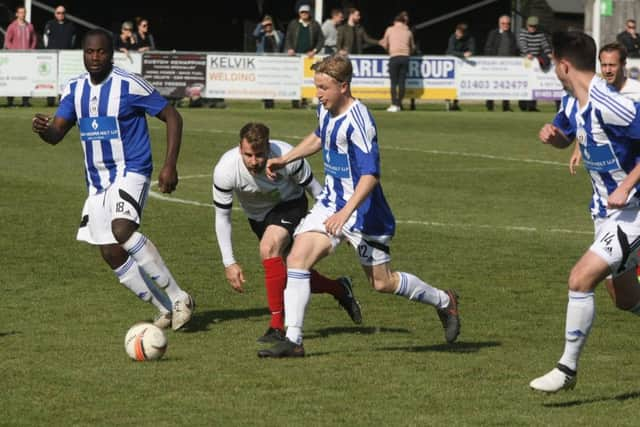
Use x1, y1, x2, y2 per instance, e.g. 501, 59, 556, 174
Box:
0, 51, 58, 96
455, 56, 531, 100
205, 54, 301, 99
58, 50, 143, 94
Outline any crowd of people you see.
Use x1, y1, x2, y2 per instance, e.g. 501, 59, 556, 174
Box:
2, 4, 155, 107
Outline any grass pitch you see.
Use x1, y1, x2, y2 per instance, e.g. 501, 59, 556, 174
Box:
2, 100, 639, 426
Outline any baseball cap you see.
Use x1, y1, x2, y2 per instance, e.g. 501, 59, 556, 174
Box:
526, 16, 539, 26
298, 4, 311, 13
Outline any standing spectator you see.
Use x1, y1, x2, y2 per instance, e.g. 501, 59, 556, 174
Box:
484, 14, 518, 112
4, 5, 37, 107
253, 15, 284, 109
114, 20, 138, 54
321, 8, 343, 54
285, 4, 324, 108
518, 16, 551, 112
380, 11, 415, 113
135, 18, 156, 52
336, 7, 378, 55
43, 5, 76, 107
446, 23, 475, 111
617, 19, 640, 58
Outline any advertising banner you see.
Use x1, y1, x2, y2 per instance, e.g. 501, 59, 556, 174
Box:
0, 52, 57, 96
58, 50, 142, 94
302, 55, 456, 100
455, 56, 530, 100
205, 54, 301, 99
142, 52, 206, 98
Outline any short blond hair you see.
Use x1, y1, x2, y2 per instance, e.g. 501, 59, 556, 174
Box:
311, 54, 352, 83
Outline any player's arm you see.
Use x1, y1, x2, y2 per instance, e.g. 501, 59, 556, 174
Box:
325, 174, 378, 236
266, 132, 321, 179
214, 206, 246, 293
608, 161, 640, 208
539, 123, 571, 148
568, 142, 581, 175
155, 104, 183, 194
32, 114, 74, 145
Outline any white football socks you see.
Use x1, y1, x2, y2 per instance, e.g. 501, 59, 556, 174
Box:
122, 232, 186, 303
394, 272, 450, 309
558, 290, 595, 372
114, 257, 171, 313
284, 269, 312, 345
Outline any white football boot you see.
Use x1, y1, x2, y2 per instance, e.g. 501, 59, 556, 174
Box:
171, 293, 195, 331
529, 365, 577, 393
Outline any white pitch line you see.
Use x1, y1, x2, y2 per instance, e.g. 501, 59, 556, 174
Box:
149, 175, 591, 236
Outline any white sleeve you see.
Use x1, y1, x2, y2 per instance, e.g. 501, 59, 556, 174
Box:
214, 207, 236, 267
305, 176, 323, 200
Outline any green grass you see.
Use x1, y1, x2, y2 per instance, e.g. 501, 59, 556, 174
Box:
2, 100, 639, 426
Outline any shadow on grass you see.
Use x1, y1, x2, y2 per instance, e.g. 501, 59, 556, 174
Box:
542, 390, 640, 408
0, 331, 20, 337
376, 340, 502, 354
305, 326, 411, 340
180, 307, 269, 332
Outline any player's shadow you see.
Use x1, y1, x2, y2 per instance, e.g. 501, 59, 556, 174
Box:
376, 340, 502, 354
180, 308, 269, 332
305, 326, 411, 340
0, 331, 20, 337
542, 390, 640, 408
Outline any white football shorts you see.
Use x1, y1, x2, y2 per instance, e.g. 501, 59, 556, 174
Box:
77, 172, 150, 245
590, 208, 640, 277
294, 201, 393, 266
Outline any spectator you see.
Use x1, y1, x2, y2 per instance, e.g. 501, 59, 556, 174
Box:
617, 19, 640, 58
4, 5, 36, 107
518, 16, 551, 112
135, 17, 156, 52
253, 15, 284, 109
114, 20, 137, 54
321, 8, 343, 54
380, 11, 415, 112
285, 3, 324, 108
43, 5, 76, 107
484, 14, 518, 112
336, 7, 378, 55
446, 23, 475, 111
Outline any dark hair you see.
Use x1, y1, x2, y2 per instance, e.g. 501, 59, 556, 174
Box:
456, 23, 468, 32
599, 42, 628, 64
239, 122, 270, 149
82, 28, 115, 54
551, 31, 596, 72
394, 11, 409, 23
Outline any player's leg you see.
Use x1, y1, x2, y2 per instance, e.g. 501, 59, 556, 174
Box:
531, 211, 640, 392
100, 243, 172, 328
604, 276, 640, 314
110, 173, 193, 330
77, 191, 172, 327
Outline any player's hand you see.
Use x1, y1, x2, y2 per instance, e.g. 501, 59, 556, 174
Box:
225, 263, 245, 293
158, 165, 178, 193
539, 124, 558, 144
265, 157, 285, 180
32, 113, 51, 134
324, 209, 349, 236
608, 187, 630, 209
569, 150, 581, 175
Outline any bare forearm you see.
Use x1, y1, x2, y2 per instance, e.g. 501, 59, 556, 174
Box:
282, 133, 321, 164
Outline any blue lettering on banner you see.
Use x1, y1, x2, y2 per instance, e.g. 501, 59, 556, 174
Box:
324, 150, 350, 178
350, 57, 455, 79
78, 116, 120, 141
579, 143, 620, 172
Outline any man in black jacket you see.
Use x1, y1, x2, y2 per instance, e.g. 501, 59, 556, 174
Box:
617, 19, 640, 58
43, 5, 76, 107
484, 15, 518, 111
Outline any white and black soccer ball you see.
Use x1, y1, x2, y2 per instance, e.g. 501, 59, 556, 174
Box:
124, 322, 168, 361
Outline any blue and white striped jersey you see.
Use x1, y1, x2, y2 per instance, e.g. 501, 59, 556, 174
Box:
56, 66, 168, 195
314, 100, 395, 236
554, 76, 640, 218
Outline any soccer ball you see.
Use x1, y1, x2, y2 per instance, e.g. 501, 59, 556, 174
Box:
124, 322, 168, 361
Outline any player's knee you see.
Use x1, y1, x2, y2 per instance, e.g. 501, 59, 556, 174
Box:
258, 241, 280, 260
567, 267, 593, 292
372, 276, 395, 293
99, 244, 128, 269
112, 219, 137, 244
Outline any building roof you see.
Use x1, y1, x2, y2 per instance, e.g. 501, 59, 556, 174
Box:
546, 0, 585, 14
